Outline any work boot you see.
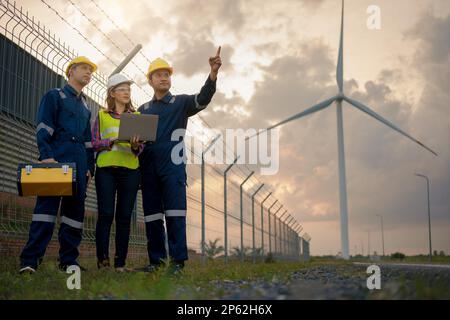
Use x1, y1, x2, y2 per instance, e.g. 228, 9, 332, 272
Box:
167, 261, 185, 276
19, 266, 36, 275
97, 259, 111, 270
134, 264, 161, 273
115, 267, 133, 273
59, 263, 88, 272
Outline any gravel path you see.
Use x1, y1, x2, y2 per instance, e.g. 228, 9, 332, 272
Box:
192, 263, 450, 300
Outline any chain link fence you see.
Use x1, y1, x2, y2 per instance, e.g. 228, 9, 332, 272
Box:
0, 0, 309, 263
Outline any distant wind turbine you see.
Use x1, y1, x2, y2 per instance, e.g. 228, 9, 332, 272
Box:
247, 0, 437, 260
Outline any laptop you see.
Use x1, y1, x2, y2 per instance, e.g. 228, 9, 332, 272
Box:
117, 113, 158, 142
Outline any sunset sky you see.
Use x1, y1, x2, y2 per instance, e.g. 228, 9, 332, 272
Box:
14, 0, 450, 256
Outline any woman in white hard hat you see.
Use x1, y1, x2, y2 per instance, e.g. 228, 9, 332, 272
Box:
91, 73, 143, 272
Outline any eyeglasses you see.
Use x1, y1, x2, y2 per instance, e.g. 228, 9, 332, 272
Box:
114, 87, 131, 93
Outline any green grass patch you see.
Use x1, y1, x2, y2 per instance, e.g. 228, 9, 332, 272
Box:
0, 256, 326, 300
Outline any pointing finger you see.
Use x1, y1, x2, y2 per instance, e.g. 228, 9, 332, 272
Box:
216, 46, 221, 57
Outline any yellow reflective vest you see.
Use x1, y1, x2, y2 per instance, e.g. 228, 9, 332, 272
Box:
96, 110, 140, 169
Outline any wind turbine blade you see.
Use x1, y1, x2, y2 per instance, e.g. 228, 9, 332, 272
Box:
336, 0, 344, 93
246, 96, 337, 141
344, 96, 438, 156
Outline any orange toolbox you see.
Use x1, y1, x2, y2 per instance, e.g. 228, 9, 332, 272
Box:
17, 163, 77, 196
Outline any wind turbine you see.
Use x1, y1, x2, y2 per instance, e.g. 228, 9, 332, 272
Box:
248, 0, 437, 259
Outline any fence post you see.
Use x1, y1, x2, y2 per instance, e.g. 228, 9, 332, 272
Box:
223, 156, 239, 263
267, 200, 278, 256
277, 210, 287, 258
239, 171, 254, 262
201, 134, 221, 264
251, 184, 265, 263
260, 193, 272, 258
272, 205, 283, 257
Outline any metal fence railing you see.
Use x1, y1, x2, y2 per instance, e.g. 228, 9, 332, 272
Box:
0, 0, 309, 262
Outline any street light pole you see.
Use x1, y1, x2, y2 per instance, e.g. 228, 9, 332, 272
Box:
376, 214, 385, 258
415, 173, 433, 262
223, 156, 239, 263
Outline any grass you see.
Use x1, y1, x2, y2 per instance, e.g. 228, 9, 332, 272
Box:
2, 255, 448, 300
349, 255, 450, 265
0, 256, 324, 300
396, 255, 450, 264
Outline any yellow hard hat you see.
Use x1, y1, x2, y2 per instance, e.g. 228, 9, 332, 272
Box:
146, 58, 173, 79
65, 56, 97, 77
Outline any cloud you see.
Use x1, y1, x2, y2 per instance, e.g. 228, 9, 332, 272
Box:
204, 38, 338, 130
200, 8, 449, 259
168, 41, 234, 77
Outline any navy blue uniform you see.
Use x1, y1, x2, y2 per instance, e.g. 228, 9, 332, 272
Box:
138, 76, 216, 264
20, 84, 95, 269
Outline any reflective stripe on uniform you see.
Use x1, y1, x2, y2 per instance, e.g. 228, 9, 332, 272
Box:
111, 144, 134, 154
32, 214, 57, 223
144, 213, 164, 223
58, 90, 66, 99
96, 145, 136, 163
194, 94, 206, 110
36, 122, 54, 136
100, 127, 119, 137
85, 141, 92, 148
165, 210, 186, 217
82, 98, 89, 111
61, 216, 83, 229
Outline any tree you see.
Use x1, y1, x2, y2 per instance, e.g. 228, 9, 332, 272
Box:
390, 252, 405, 260
252, 247, 263, 257
203, 238, 224, 260
231, 246, 251, 258
264, 252, 275, 263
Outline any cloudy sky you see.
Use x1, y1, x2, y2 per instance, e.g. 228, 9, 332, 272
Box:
15, 0, 450, 256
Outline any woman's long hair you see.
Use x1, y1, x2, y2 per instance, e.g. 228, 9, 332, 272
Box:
104, 85, 135, 113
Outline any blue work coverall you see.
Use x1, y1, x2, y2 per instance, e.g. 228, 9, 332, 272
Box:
20, 84, 95, 269
138, 76, 216, 265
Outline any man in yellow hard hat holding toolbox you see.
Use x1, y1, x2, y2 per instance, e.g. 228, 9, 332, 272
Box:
19, 56, 97, 274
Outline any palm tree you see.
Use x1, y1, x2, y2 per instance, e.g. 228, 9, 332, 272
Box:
203, 238, 224, 260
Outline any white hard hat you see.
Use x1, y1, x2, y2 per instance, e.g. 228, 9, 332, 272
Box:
107, 73, 134, 90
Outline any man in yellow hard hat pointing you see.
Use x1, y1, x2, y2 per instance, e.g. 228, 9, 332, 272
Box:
137, 47, 222, 274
